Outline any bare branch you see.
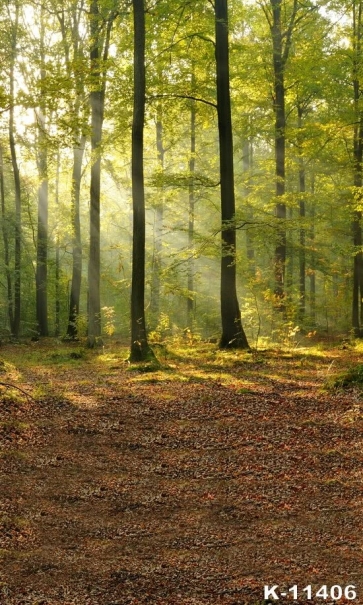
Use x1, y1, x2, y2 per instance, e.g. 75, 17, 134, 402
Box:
0, 382, 36, 401
148, 93, 217, 109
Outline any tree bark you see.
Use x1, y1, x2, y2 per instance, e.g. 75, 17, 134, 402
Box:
88, 0, 104, 346
130, 0, 154, 361
67, 136, 86, 338
55, 151, 60, 337
0, 145, 14, 333
352, 0, 363, 337
242, 135, 255, 272
35, 10, 49, 337
215, 0, 249, 349
8, 1, 21, 338
59, 2, 87, 340
297, 104, 306, 323
309, 177, 316, 326
271, 0, 287, 303
187, 77, 196, 327
150, 106, 164, 326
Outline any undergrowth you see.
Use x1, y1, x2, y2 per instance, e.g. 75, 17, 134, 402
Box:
326, 364, 363, 390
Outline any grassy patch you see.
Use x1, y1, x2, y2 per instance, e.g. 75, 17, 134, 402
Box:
326, 364, 363, 390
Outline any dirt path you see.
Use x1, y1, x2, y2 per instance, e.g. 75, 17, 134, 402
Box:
1, 343, 363, 604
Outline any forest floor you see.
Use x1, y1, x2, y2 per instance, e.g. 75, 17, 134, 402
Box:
0, 338, 363, 605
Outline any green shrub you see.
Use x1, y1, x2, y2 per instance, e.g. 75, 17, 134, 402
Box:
328, 364, 363, 389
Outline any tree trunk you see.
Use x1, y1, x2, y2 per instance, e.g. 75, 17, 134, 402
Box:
67, 135, 86, 338
8, 2, 21, 338
309, 178, 316, 326
297, 104, 306, 323
88, 0, 104, 346
352, 0, 363, 337
215, 0, 249, 349
271, 0, 287, 304
130, 0, 154, 361
242, 136, 255, 272
36, 147, 49, 337
150, 107, 164, 326
0, 145, 14, 333
187, 81, 196, 327
35, 11, 49, 337
55, 151, 60, 337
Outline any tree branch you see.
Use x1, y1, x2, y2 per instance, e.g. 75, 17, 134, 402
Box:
148, 93, 217, 109
0, 382, 36, 401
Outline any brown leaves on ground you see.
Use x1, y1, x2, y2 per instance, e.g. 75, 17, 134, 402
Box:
0, 341, 363, 604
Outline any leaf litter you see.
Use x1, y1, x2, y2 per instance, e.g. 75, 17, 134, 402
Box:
0, 341, 362, 604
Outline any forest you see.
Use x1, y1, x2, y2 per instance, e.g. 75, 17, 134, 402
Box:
2, 1, 363, 604
1, 0, 363, 351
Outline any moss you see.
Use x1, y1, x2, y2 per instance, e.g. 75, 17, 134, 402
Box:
327, 364, 363, 389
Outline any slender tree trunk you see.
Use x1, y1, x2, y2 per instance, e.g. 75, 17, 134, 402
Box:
297, 104, 306, 323
35, 118, 49, 336
309, 178, 316, 326
35, 12, 49, 337
8, 2, 21, 338
271, 0, 286, 304
150, 107, 164, 325
242, 136, 255, 271
130, 0, 154, 361
55, 151, 60, 337
67, 135, 86, 338
187, 83, 196, 327
88, 0, 104, 346
58, 2, 87, 339
352, 0, 363, 336
0, 146, 14, 333
215, 0, 249, 349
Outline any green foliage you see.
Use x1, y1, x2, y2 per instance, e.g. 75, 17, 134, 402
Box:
0, 0, 361, 344
327, 364, 363, 390
102, 306, 116, 337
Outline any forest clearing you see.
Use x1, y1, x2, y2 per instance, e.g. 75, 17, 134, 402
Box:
1, 338, 363, 605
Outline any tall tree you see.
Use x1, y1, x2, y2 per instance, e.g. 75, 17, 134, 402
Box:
88, 0, 115, 346
56, 1, 88, 339
54, 150, 61, 337
0, 145, 14, 332
130, 0, 154, 361
215, 0, 249, 349
259, 0, 304, 304
150, 101, 164, 325
7, 0, 21, 338
35, 6, 49, 336
351, 0, 363, 336
187, 86, 196, 327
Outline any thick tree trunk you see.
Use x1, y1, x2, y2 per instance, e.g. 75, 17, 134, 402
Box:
67, 135, 86, 338
215, 0, 249, 349
88, 0, 104, 346
130, 0, 154, 361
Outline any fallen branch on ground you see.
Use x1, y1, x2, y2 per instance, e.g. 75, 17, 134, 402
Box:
0, 382, 36, 401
